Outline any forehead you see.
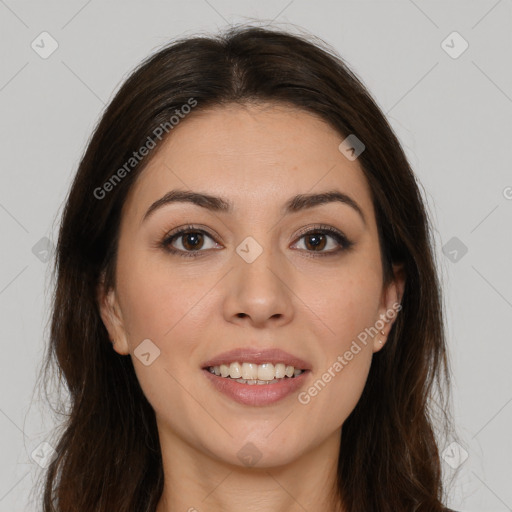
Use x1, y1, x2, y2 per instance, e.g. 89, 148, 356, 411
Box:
123, 103, 375, 224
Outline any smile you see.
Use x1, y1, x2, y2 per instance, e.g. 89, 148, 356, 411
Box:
207, 361, 305, 383
202, 365, 310, 406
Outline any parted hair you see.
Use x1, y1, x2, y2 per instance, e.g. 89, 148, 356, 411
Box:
34, 23, 460, 511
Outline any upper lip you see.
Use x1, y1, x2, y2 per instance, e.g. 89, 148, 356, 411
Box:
201, 347, 312, 371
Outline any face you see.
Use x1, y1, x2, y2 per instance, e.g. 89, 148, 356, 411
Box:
98, 102, 404, 469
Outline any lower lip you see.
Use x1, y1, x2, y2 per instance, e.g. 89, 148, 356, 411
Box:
202, 369, 310, 406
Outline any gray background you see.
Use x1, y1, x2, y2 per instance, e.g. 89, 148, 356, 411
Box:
1, 1, 511, 510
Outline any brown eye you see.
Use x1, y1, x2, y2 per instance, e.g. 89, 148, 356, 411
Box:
180, 232, 205, 251
160, 225, 222, 257
303, 232, 328, 251
292, 225, 352, 256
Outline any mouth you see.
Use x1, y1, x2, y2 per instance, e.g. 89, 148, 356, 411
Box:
204, 362, 307, 385
200, 348, 312, 405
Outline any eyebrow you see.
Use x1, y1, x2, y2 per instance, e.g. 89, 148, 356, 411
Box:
141, 189, 366, 226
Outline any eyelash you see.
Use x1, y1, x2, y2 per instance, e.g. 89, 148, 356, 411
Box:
158, 223, 354, 259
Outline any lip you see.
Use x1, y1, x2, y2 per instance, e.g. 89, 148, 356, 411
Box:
202, 368, 311, 406
201, 347, 312, 371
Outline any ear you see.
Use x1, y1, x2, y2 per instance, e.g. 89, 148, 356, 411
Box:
372, 263, 406, 353
96, 275, 130, 355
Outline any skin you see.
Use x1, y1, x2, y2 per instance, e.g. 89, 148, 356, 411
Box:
98, 102, 405, 512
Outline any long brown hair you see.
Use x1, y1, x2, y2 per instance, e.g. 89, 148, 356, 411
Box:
34, 23, 460, 511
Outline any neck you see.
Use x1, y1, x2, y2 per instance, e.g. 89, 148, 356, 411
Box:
155, 427, 345, 512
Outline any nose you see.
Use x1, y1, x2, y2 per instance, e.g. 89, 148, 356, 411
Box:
222, 244, 294, 328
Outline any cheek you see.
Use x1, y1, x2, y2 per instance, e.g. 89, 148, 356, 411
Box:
292, 266, 380, 424
300, 264, 382, 346
115, 250, 219, 422
116, 246, 213, 346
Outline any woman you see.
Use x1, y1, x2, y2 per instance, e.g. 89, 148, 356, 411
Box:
35, 24, 460, 511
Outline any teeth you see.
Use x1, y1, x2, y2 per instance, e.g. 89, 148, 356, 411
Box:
235, 378, 281, 385
207, 362, 305, 381
241, 362, 258, 380
257, 363, 274, 381
229, 362, 241, 378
